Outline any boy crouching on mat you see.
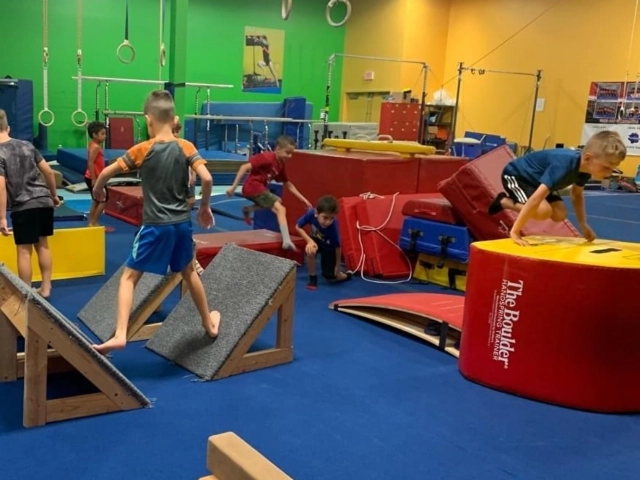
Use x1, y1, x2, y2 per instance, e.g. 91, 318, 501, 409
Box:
295, 195, 351, 290
0, 109, 60, 298
488, 130, 626, 246
226, 135, 311, 251
173, 119, 196, 210
91, 91, 220, 355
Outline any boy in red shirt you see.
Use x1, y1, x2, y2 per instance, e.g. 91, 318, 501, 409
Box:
84, 121, 111, 230
227, 135, 310, 250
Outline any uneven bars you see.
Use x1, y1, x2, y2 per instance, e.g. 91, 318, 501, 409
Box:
72, 76, 234, 89
460, 66, 538, 77
72, 75, 166, 85
329, 53, 427, 67
185, 114, 308, 123
103, 110, 145, 116
324, 53, 429, 141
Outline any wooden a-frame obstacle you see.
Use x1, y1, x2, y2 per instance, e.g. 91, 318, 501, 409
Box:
0, 264, 151, 428
146, 244, 296, 382
77, 256, 199, 344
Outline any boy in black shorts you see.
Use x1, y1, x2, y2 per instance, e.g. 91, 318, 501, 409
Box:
295, 195, 351, 290
0, 109, 60, 298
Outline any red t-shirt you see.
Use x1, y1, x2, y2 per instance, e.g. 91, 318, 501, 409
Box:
242, 151, 289, 197
84, 143, 106, 179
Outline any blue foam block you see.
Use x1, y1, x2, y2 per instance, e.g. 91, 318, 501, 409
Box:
0, 79, 33, 143
56, 148, 127, 174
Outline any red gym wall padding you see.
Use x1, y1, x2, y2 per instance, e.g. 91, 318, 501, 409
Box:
459, 239, 640, 413
417, 155, 468, 193
108, 117, 135, 150
104, 186, 144, 226
438, 146, 580, 240
283, 149, 420, 233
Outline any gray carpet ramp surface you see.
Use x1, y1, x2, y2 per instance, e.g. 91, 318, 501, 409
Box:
145, 244, 296, 380
78, 264, 176, 342
0, 263, 151, 407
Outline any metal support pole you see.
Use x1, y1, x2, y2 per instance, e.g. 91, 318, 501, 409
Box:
322, 56, 335, 141
527, 70, 543, 153
418, 64, 428, 144
450, 62, 464, 147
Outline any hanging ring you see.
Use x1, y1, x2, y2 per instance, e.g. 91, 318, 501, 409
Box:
38, 109, 55, 127
326, 0, 351, 28
160, 43, 166, 67
43, 47, 49, 65
282, 0, 292, 20
117, 40, 136, 64
71, 110, 88, 127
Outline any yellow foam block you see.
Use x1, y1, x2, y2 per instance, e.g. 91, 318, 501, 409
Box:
413, 253, 467, 291
474, 236, 640, 268
322, 138, 436, 157
0, 226, 105, 281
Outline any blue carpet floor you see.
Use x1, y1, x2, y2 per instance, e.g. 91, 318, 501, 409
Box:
0, 189, 639, 480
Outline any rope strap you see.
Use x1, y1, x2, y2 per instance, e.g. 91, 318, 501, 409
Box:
38, 0, 54, 126
72, 0, 88, 127
118, 0, 136, 63
282, 0, 292, 20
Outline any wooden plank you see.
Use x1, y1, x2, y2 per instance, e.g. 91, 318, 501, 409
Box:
23, 326, 48, 428
46, 393, 122, 424
1, 292, 27, 337
206, 432, 292, 480
0, 309, 18, 382
214, 269, 295, 380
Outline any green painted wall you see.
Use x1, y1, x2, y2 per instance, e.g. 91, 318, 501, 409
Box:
0, 0, 345, 150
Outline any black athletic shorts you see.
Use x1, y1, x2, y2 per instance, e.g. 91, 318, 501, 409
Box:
10, 207, 54, 246
311, 237, 338, 280
85, 177, 109, 203
501, 174, 562, 205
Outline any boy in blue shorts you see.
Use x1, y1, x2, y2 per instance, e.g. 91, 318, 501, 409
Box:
295, 195, 351, 290
91, 90, 220, 354
488, 130, 626, 246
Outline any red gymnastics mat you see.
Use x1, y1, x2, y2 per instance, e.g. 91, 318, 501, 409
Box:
330, 293, 465, 358
194, 229, 305, 268
104, 186, 144, 226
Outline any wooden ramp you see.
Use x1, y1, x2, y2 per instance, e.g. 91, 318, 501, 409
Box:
77, 264, 186, 343
146, 245, 296, 381
0, 263, 151, 428
330, 293, 465, 358
199, 432, 293, 480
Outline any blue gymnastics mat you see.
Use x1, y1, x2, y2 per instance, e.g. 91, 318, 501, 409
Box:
56, 148, 127, 174
209, 193, 254, 221
54, 204, 86, 221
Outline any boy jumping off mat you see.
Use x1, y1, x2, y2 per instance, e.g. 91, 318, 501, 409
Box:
0, 109, 60, 298
226, 134, 311, 251
295, 195, 351, 290
488, 130, 627, 246
91, 91, 220, 355
85, 121, 113, 231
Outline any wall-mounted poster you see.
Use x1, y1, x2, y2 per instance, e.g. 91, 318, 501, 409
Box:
585, 81, 640, 124
242, 26, 284, 94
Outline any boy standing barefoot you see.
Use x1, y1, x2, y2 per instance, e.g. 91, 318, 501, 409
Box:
91, 91, 220, 354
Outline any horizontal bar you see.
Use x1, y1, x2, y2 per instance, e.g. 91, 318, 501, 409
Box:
184, 82, 234, 89
461, 67, 540, 78
330, 53, 427, 67
72, 75, 166, 85
103, 110, 145, 116
184, 114, 309, 123
0, 79, 18, 85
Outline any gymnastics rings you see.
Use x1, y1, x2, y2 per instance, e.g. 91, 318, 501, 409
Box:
117, 40, 136, 64
38, 109, 55, 127
326, 0, 351, 27
160, 44, 166, 67
71, 109, 88, 127
282, 0, 292, 20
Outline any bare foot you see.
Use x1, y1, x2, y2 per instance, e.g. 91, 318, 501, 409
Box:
93, 335, 127, 355
202, 310, 221, 338
34, 287, 50, 299
331, 272, 352, 283
500, 196, 515, 210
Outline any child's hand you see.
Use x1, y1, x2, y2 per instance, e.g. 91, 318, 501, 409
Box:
581, 223, 596, 242
226, 187, 235, 197
197, 206, 215, 229
93, 186, 106, 202
305, 242, 318, 255
510, 230, 529, 247
52, 196, 61, 208
0, 218, 10, 236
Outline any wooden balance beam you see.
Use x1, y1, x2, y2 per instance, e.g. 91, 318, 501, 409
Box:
201, 432, 293, 480
0, 264, 151, 428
